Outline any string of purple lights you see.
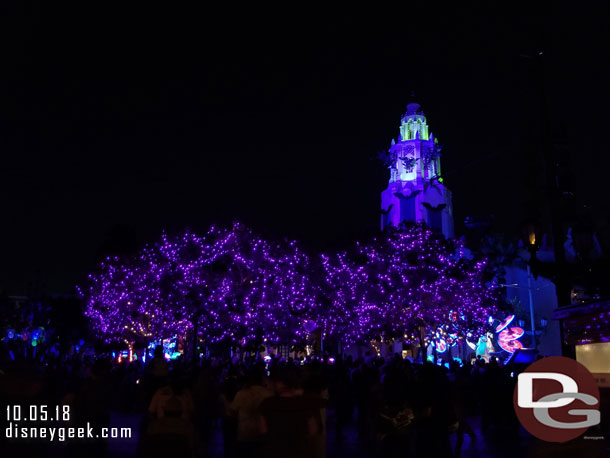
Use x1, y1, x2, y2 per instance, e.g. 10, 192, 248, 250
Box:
321, 223, 500, 347
79, 222, 319, 346
79, 222, 500, 350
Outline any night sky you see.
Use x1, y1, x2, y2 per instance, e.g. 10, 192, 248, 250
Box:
2, 4, 609, 294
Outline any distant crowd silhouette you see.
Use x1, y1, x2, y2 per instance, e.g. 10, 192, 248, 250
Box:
1, 346, 522, 458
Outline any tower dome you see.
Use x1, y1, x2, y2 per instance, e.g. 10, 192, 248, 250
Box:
406, 102, 421, 116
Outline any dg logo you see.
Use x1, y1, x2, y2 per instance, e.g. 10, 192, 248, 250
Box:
513, 356, 601, 442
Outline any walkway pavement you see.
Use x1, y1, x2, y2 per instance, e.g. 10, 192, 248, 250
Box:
55, 409, 610, 458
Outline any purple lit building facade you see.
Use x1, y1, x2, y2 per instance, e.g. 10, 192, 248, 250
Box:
381, 102, 454, 238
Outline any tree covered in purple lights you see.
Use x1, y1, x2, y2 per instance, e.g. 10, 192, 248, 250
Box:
321, 223, 500, 351
80, 222, 319, 347
81, 221, 499, 355
78, 254, 186, 346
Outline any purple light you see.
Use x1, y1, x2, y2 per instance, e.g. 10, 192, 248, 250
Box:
320, 223, 500, 346
80, 222, 319, 346
80, 222, 499, 350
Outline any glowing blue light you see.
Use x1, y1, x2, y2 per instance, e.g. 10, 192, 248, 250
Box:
495, 315, 515, 333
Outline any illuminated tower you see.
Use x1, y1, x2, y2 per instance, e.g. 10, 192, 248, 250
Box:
380, 101, 454, 238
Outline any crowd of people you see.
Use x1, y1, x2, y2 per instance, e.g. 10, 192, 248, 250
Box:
1, 346, 522, 458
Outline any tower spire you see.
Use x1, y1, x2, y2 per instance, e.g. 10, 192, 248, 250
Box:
380, 100, 454, 238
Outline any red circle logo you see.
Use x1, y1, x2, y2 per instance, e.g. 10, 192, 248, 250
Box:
513, 356, 600, 442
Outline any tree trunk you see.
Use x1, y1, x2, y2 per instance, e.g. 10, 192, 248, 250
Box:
192, 318, 198, 364
419, 326, 427, 363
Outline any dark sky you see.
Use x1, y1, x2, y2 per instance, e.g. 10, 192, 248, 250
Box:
1, 4, 609, 294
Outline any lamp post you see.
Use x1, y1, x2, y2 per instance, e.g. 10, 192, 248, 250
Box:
524, 223, 541, 350
526, 264, 536, 350
521, 51, 570, 309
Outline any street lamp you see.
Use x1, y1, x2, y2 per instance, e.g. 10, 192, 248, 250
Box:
524, 222, 541, 259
